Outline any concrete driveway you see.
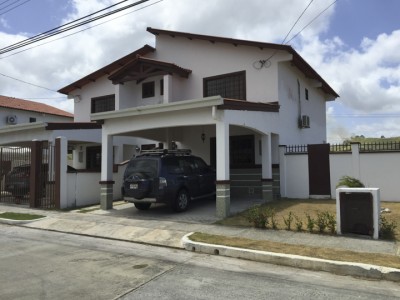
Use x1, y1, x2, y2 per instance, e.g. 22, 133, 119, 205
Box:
92, 196, 264, 224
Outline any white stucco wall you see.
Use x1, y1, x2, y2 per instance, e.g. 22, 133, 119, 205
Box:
329, 153, 353, 197
284, 154, 309, 198
0, 108, 72, 127
277, 62, 328, 145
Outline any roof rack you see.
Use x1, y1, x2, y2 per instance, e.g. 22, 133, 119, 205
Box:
138, 149, 192, 156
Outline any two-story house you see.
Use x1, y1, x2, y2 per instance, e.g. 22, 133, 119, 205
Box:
59, 28, 339, 217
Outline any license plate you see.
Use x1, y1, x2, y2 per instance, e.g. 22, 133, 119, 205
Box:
130, 183, 138, 189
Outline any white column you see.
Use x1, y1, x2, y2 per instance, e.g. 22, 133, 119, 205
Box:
351, 142, 360, 180
163, 75, 172, 104
100, 132, 114, 210
215, 120, 230, 218
261, 134, 273, 202
279, 145, 287, 198
56, 136, 68, 209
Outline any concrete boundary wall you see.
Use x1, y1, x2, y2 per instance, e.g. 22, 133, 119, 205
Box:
281, 145, 400, 202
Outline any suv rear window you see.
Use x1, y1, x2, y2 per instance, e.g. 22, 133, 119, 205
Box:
125, 158, 158, 178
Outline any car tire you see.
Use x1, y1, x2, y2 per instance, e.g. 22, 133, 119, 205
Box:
173, 189, 189, 212
134, 203, 151, 210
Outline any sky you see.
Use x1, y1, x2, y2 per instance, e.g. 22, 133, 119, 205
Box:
0, 0, 399, 143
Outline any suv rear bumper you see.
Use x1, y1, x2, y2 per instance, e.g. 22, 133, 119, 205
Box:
123, 197, 158, 203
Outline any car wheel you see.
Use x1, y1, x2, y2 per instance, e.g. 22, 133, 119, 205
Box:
134, 203, 151, 210
173, 189, 189, 212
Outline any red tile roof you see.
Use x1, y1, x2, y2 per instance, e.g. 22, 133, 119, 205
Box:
0, 95, 73, 118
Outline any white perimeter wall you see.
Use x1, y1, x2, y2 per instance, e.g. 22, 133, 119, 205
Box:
282, 151, 400, 202
65, 164, 127, 208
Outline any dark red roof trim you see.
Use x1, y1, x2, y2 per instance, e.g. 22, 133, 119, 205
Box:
45, 122, 102, 130
218, 99, 280, 112
58, 45, 155, 94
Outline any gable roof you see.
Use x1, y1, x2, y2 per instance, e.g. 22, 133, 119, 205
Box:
58, 44, 155, 94
0, 95, 73, 118
108, 55, 192, 84
147, 27, 339, 98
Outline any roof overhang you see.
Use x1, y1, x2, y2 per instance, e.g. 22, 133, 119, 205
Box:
58, 44, 156, 94
108, 56, 192, 84
0, 122, 47, 134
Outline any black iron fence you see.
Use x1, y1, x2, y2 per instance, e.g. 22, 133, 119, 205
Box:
285, 141, 400, 154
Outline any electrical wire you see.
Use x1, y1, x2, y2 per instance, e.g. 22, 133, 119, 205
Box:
0, 0, 151, 55
0, 0, 163, 59
0, 71, 58, 92
0, 0, 30, 16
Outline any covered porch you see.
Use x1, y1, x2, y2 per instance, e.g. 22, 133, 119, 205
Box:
93, 96, 280, 218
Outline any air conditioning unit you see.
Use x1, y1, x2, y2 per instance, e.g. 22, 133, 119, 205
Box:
300, 115, 310, 128
6, 115, 17, 125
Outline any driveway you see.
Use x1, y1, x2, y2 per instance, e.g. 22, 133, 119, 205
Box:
93, 196, 264, 224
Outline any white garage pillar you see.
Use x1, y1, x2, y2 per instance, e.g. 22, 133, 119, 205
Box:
100, 132, 114, 210
261, 133, 273, 202
216, 121, 230, 218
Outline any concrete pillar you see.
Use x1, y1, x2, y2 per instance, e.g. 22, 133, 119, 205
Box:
261, 134, 273, 202
100, 132, 114, 210
163, 74, 172, 104
216, 120, 230, 218
351, 142, 360, 180
279, 145, 287, 198
55, 137, 68, 209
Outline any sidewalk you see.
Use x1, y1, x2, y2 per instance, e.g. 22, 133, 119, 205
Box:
1, 202, 399, 282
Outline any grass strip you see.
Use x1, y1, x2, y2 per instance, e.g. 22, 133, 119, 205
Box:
190, 232, 400, 269
0, 212, 45, 220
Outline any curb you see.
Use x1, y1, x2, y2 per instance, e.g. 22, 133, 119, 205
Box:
0, 216, 47, 225
182, 233, 400, 282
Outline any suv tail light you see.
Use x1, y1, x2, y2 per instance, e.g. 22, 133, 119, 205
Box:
159, 177, 167, 189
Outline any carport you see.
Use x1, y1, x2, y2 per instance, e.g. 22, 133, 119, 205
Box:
92, 96, 280, 218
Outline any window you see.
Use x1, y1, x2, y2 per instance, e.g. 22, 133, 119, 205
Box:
203, 71, 246, 100
160, 79, 164, 96
91, 94, 115, 113
29, 117, 36, 123
142, 81, 155, 98
86, 146, 101, 170
305, 88, 309, 100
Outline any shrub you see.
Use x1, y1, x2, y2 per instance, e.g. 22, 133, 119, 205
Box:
336, 175, 365, 188
246, 205, 268, 229
305, 213, 315, 233
325, 211, 337, 234
315, 211, 327, 233
380, 216, 398, 240
294, 215, 303, 232
268, 208, 278, 230
283, 211, 294, 231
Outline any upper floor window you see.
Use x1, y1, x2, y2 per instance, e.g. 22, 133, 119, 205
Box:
160, 79, 164, 96
305, 88, 309, 100
203, 71, 246, 100
29, 117, 36, 123
91, 94, 115, 113
142, 81, 155, 98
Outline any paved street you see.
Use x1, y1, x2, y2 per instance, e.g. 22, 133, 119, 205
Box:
1, 224, 399, 300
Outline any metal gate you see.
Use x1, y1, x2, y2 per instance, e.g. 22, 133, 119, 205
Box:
0, 141, 56, 209
308, 144, 331, 196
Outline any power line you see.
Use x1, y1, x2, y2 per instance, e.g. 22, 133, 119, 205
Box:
0, 0, 163, 59
0, 0, 152, 55
0, 0, 30, 16
0, 72, 58, 92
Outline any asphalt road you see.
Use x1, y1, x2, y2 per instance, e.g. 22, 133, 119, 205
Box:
1, 224, 399, 300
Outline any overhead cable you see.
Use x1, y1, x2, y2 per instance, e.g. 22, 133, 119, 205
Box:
0, 0, 151, 55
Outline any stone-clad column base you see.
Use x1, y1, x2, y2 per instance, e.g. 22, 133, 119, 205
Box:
216, 180, 230, 218
261, 178, 273, 202
100, 181, 115, 210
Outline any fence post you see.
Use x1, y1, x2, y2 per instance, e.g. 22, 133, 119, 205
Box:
55, 137, 68, 209
30, 140, 42, 208
350, 142, 361, 180
279, 145, 287, 198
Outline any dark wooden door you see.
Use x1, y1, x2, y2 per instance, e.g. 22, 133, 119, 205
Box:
308, 144, 331, 196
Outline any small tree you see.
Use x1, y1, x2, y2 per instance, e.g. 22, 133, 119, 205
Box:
336, 175, 365, 188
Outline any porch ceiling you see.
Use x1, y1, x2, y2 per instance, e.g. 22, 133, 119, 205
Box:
108, 56, 192, 84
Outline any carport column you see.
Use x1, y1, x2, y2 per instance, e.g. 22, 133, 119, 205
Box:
55, 137, 68, 209
261, 134, 273, 202
100, 132, 114, 210
216, 120, 230, 218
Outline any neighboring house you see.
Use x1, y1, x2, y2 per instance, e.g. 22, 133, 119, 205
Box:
0, 95, 73, 127
58, 27, 338, 216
